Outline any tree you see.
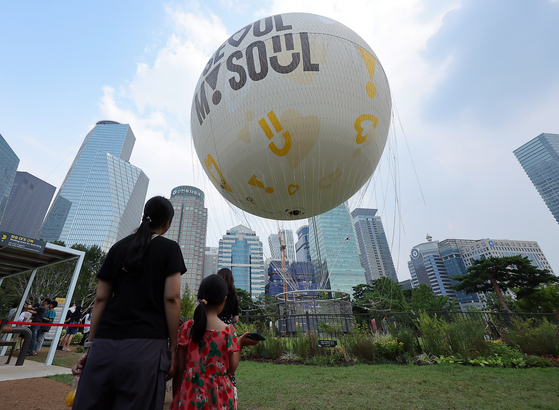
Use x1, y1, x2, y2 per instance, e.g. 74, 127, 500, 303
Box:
451, 255, 558, 313
0, 242, 106, 310
235, 288, 255, 311
410, 283, 455, 312
352, 278, 409, 312
180, 284, 196, 318
514, 283, 559, 313
480, 292, 519, 312
254, 294, 277, 316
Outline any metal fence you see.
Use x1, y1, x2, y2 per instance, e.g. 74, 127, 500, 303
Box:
238, 309, 559, 338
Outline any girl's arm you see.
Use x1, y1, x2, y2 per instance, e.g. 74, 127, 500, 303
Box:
229, 333, 259, 374
173, 345, 186, 397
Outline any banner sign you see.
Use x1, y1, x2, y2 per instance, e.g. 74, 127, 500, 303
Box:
0, 232, 46, 254
318, 340, 337, 348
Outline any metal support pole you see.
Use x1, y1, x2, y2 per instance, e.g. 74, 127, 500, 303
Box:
45, 251, 84, 366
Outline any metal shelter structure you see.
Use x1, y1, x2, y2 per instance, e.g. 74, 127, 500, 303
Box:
0, 233, 85, 366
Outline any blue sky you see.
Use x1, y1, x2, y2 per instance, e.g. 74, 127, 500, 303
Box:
1, 0, 558, 281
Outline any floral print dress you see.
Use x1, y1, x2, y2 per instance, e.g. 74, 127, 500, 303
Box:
171, 320, 239, 410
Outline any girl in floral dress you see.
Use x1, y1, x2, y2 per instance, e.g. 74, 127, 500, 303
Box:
171, 274, 259, 410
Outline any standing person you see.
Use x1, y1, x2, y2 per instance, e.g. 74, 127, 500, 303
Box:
27, 299, 49, 356
171, 275, 259, 410
79, 308, 92, 346
7, 302, 18, 321
34, 300, 57, 354
216, 268, 240, 395
390, 315, 397, 328
216, 268, 239, 324
14, 305, 35, 352
71, 196, 186, 410
61, 305, 81, 352
381, 316, 389, 335
58, 302, 76, 350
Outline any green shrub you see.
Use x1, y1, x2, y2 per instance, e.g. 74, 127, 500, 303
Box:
485, 340, 526, 368
415, 313, 488, 358
72, 332, 83, 345
524, 355, 553, 368
502, 318, 559, 357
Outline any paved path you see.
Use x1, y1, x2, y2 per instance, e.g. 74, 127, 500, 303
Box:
0, 358, 72, 381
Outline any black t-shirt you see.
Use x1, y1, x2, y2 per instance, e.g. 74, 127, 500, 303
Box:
219, 293, 239, 320
33, 306, 48, 323
95, 234, 186, 340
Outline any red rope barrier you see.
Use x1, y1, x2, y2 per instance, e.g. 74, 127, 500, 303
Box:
7, 321, 88, 328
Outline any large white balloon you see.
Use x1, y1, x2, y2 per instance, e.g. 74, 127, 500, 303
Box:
191, 12, 391, 220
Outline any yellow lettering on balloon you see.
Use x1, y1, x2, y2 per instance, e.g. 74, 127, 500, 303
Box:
204, 154, 233, 192
357, 46, 377, 98
258, 110, 292, 157
354, 114, 379, 144
248, 174, 274, 194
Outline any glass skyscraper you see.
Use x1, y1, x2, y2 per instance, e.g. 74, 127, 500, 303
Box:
0, 172, 56, 238
0, 134, 20, 221
351, 208, 397, 283
295, 225, 311, 263
309, 202, 366, 294
218, 224, 265, 297
514, 133, 559, 224
39, 121, 149, 251
164, 186, 208, 295
268, 230, 295, 262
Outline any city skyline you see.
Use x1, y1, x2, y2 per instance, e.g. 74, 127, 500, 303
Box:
2, 1, 558, 281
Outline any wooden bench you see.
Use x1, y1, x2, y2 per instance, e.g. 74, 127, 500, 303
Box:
0, 316, 17, 364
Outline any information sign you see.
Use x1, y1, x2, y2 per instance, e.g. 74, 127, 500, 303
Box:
0, 232, 46, 254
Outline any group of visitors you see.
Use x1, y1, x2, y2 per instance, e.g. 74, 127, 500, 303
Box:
6, 297, 94, 356
70, 196, 258, 410
18, 298, 58, 356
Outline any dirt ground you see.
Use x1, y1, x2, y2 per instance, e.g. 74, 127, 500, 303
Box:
0, 377, 174, 409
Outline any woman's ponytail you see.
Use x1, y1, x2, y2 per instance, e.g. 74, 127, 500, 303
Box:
191, 274, 228, 344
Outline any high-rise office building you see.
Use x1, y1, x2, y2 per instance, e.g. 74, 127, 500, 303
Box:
438, 238, 481, 310
514, 133, 559, 224
218, 224, 265, 297
295, 225, 311, 263
39, 121, 148, 251
309, 202, 366, 294
351, 208, 397, 283
408, 237, 458, 302
459, 238, 553, 274
268, 230, 295, 262
0, 172, 56, 238
0, 134, 19, 221
203, 247, 219, 279
164, 186, 208, 295
408, 236, 553, 311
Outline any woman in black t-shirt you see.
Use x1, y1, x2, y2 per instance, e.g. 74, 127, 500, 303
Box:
72, 196, 186, 410
216, 268, 240, 392
217, 268, 239, 324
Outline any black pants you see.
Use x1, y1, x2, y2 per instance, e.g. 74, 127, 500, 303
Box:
72, 338, 171, 410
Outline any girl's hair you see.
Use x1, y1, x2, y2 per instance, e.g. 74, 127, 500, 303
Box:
217, 268, 236, 297
123, 196, 174, 270
191, 274, 228, 344
71, 305, 82, 322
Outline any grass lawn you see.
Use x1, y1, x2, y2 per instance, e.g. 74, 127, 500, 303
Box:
35, 349, 559, 409
235, 362, 559, 410
26, 346, 83, 369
